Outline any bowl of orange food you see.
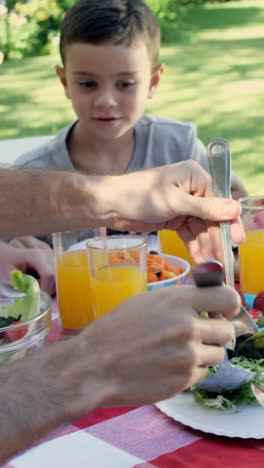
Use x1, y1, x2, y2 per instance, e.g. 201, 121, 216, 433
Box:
147, 251, 190, 291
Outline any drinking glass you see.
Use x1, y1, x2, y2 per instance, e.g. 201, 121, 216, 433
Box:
87, 235, 148, 318
239, 196, 264, 295
158, 230, 195, 272
52, 229, 97, 335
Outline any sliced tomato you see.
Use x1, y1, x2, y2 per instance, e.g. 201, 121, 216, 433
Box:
4, 322, 29, 343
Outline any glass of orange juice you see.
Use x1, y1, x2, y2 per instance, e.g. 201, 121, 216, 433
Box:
158, 230, 195, 273
53, 229, 97, 335
239, 197, 264, 295
87, 235, 148, 318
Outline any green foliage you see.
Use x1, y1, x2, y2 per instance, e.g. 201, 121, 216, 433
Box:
144, 0, 184, 42
179, 0, 235, 5
144, 0, 240, 41
0, 0, 72, 62
0, 0, 243, 62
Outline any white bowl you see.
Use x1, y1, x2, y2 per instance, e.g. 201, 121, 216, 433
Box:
147, 253, 190, 291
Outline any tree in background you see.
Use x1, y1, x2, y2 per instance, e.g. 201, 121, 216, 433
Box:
0, 0, 17, 61
0, 0, 237, 63
0, 0, 75, 62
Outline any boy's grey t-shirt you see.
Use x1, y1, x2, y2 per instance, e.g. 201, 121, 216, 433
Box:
13, 115, 210, 173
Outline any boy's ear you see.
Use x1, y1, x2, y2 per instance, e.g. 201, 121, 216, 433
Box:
55, 65, 70, 99
148, 64, 165, 98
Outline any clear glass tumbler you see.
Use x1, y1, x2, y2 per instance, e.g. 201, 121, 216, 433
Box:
53, 229, 97, 335
87, 235, 148, 319
239, 196, 264, 295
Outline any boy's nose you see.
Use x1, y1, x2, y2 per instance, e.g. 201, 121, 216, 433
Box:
94, 89, 117, 108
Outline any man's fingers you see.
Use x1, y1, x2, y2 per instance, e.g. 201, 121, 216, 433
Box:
180, 367, 209, 392
182, 217, 215, 262
198, 343, 226, 368
184, 195, 241, 223
230, 216, 245, 245
173, 284, 241, 318
199, 318, 235, 348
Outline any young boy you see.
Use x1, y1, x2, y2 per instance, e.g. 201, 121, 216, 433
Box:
13, 0, 247, 187
10, 0, 246, 285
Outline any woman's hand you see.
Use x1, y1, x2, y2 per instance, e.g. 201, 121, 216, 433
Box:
0, 240, 56, 296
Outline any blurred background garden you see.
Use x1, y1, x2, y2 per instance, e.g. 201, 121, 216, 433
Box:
0, 0, 264, 194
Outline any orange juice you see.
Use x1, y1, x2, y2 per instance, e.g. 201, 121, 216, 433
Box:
56, 250, 93, 330
158, 230, 195, 269
239, 229, 264, 295
91, 264, 147, 318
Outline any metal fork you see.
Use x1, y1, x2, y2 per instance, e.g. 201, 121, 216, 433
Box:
193, 260, 255, 392
207, 138, 258, 337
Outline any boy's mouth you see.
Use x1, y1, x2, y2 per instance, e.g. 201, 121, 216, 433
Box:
95, 117, 120, 121
94, 116, 122, 126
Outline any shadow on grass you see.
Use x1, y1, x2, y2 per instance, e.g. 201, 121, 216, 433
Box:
161, 4, 264, 43
181, 6, 264, 30
0, 54, 70, 138
148, 27, 264, 189
0, 58, 57, 79
158, 37, 263, 95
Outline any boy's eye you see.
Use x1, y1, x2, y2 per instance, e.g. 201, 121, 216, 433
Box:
78, 81, 97, 88
118, 81, 136, 89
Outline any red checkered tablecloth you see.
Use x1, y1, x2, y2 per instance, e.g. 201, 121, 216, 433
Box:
3, 302, 264, 468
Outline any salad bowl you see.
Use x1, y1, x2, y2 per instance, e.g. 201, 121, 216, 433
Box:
0, 273, 52, 363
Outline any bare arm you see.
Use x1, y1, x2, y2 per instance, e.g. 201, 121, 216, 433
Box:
0, 162, 244, 263
0, 284, 239, 464
0, 168, 102, 237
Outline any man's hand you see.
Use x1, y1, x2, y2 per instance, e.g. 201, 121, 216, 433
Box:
73, 284, 240, 410
0, 282, 239, 463
0, 241, 56, 296
100, 161, 245, 263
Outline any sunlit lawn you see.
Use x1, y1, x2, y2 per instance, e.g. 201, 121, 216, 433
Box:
0, 0, 264, 194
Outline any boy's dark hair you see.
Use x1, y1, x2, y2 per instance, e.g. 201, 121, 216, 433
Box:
60, 0, 160, 66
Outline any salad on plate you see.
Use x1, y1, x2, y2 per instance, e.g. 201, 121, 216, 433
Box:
190, 292, 264, 411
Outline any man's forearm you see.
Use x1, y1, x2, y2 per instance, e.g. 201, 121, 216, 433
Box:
0, 336, 105, 465
0, 163, 244, 241
0, 168, 110, 237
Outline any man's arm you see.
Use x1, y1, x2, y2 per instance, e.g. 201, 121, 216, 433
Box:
0, 162, 244, 262
0, 284, 239, 465
0, 168, 102, 237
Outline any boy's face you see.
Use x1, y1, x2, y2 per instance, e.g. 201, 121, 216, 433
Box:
56, 40, 163, 141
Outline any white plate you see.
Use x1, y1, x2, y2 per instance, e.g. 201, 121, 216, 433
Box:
155, 392, 264, 439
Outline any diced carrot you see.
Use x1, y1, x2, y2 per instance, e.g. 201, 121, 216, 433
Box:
173, 265, 184, 275
163, 259, 174, 271
147, 253, 184, 282
148, 271, 159, 282
110, 251, 183, 283
160, 271, 176, 281
109, 251, 139, 265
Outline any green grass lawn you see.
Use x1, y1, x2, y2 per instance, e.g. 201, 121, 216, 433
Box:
0, 0, 264, 194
